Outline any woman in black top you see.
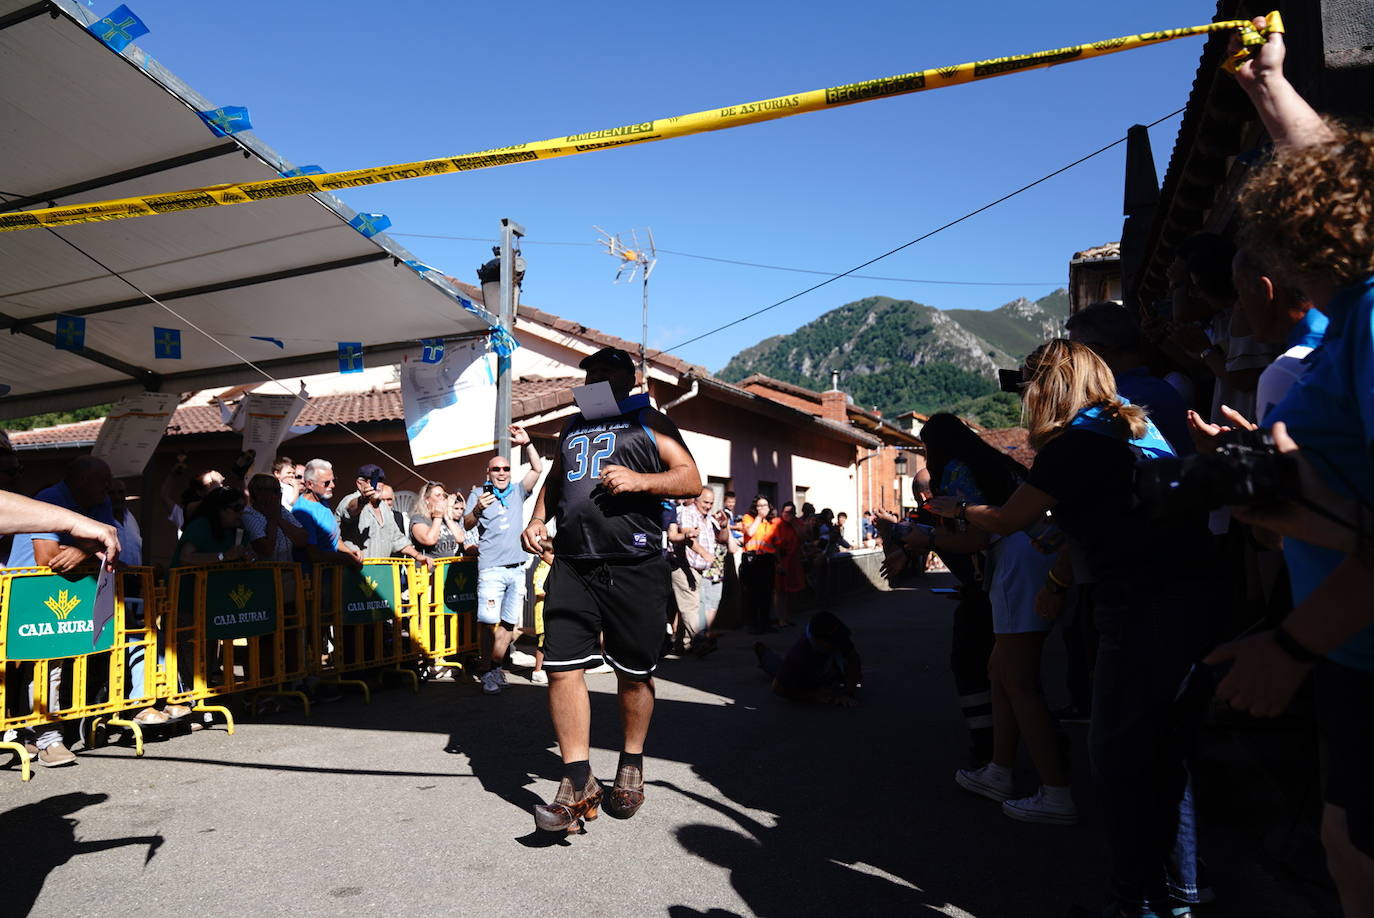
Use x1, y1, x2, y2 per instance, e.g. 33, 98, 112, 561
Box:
914, 413, 1073, 823
927, 340, 1209, 918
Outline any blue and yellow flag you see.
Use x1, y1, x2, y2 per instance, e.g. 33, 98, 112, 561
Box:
197, 106, 252, 137
338, 342, 364, 374
55, 316, 86, 351
89, 4, 149, 52
349, 212, 391, 238
420, 339, 444, 364
154, 327, 182, 359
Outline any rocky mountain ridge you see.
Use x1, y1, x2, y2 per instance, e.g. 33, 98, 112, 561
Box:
717, 289, 1069, 418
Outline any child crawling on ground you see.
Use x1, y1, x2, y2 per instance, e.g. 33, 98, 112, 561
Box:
753, 610, 862, 707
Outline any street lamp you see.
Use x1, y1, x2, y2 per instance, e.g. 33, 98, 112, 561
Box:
477, 219, 525, 459
894, 450, 908, 477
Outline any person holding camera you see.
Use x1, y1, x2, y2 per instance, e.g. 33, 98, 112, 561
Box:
335, 464, 433, 569
1197, 20, 1374, 913
927, 339, 1209, 918
410, 482, 466, 560
464, 425, 543, 695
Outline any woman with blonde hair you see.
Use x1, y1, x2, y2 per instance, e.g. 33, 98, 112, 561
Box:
927, 338, 1210, 918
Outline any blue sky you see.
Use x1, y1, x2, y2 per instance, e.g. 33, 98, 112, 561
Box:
117, 1, 1221, 372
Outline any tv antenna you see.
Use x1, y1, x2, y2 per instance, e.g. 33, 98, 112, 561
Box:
595, 226, 657, 380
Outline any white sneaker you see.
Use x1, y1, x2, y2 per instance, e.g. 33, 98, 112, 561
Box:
586, 661, 614, 675
481, 669, 505, 695
530, 669, 548, 685
1002, 787, 1077, 825
954, 764, 1013, 802
509, 649, 537, 668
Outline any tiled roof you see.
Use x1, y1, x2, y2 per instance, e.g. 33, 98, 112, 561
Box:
516, 304, 709, 380
8, 378, 582, 448
735, 373, 884, 421
1070, 241, 1120, 262
443, 277, 709, 380
979, 427, 1036, 462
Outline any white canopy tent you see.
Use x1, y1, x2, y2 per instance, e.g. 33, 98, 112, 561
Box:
0, 0, 499, 419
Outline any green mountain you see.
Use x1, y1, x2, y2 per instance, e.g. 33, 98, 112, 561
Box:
946, 288, 1069, 360
716, 289, 1067, 421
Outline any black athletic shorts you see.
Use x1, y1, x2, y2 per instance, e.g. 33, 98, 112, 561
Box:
1316, 659, 1374, 858
542, 553, 670, 682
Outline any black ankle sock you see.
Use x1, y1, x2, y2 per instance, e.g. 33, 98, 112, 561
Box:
618, 751, 643, 772
565, 759, 591, 787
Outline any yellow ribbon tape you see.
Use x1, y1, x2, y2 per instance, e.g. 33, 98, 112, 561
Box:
0, 13, 1281, 234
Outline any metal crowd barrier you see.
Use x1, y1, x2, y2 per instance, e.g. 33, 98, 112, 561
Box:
0, 556, 494, 781
309, 558, 423, 702
163, 561, 309, 733
414, 556, 480, 675
0, 566, 156, 781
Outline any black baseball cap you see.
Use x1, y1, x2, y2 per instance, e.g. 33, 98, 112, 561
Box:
578, 347, 635, 373
356, 463, 385, 482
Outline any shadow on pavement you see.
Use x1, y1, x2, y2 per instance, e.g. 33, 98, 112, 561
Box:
1, 791, 164, 917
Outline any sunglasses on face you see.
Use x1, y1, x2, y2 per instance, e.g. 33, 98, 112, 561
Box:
489, 466, 511, 472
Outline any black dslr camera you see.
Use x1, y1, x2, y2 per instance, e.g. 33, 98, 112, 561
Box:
1134, 428, 1299, 515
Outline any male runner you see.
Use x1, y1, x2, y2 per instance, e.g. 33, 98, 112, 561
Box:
521, 347, 701, 833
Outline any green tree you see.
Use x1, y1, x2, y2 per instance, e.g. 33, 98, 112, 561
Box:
5, 404, 113, 432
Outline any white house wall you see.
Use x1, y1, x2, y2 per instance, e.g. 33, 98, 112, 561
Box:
791, 453, 858, 525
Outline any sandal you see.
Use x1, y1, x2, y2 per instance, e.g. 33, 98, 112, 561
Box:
132, 707, 171, 725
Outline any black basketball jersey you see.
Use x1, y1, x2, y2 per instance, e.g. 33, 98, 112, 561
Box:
553, 394, 687, 560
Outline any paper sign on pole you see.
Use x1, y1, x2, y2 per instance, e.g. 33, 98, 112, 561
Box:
233, 391, 308, 478
91, 392, 179, 478
400, 338, 497, 465
91, 559, 116, 649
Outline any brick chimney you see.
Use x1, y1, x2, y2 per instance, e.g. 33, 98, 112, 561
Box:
821, 388, 849, 424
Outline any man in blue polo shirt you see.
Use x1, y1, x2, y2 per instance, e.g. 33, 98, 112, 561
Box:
292, 458, 363, 568
464, 425, 543, 694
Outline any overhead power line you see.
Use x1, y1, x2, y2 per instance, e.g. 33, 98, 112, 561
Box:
388, 233, 1059, 287
662, 108, 1185, 354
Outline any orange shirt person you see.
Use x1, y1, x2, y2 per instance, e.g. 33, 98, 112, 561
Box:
739, 496, 778, 633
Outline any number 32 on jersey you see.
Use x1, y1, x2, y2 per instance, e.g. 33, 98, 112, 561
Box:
566, 432, 616, 481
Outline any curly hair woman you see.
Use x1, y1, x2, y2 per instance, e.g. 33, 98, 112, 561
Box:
1202, 18, 1374, 914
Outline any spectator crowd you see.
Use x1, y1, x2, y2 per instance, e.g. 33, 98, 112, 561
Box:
866, 28, 1374, 918
1, 21, 1371, 918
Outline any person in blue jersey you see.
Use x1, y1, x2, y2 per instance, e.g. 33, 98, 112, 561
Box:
927, 340, 1211, 918
1198, 19, 1374, 914
521, 347, 702, 834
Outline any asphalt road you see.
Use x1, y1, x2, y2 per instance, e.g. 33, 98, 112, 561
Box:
0, 579, 1330, 917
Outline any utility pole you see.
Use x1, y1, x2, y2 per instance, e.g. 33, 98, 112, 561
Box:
478, 218, 525, 460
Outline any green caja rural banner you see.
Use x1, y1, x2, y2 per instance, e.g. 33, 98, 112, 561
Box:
441, 559, 478, 615
3, 572, 111, 661
204, 567, 279, 641
342, 563, 399, 624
